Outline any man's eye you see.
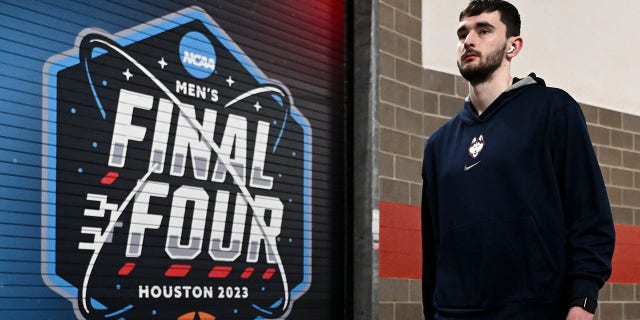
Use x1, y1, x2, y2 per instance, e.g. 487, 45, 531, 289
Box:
480, 29, 490, 34
458, 33, 467, 40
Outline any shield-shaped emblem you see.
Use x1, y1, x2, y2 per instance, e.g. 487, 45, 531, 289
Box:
42, 6, 312, 319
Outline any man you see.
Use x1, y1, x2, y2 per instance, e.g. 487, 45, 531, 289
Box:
421, 1, 615, 320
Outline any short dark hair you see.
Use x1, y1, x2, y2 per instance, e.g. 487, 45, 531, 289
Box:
459, 0, 521, 38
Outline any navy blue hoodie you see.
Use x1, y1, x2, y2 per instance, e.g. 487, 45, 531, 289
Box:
421, 74, 615, 319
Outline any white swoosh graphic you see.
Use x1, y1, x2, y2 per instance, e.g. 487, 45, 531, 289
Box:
464, 161, 481, 171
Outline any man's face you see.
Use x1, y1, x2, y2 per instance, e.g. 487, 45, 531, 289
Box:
456, 11, 509, 85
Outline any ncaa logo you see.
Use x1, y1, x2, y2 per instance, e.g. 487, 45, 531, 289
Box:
42, 6, 312, 320
180, 31, 216, 79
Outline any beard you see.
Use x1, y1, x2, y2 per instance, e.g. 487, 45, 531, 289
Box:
457, 46, 506, 85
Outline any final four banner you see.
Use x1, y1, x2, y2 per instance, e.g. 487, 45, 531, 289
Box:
42, 6, 312, 320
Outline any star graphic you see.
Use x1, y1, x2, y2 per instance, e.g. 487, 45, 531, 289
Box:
158, 57, 168, 69
226, 76, 235, 87
254, 101, 262, 112
123, 68, 133, 80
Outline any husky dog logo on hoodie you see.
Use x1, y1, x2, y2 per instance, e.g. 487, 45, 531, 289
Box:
468, 135, 484, 158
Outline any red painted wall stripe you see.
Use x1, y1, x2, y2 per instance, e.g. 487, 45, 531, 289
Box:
379, 201, 422, 279
379, 201, 640, 283
609, 224, 640, 283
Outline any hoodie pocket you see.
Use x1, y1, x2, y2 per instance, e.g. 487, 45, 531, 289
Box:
435, 216, 559, 309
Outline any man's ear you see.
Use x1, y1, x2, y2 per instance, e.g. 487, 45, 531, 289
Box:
506, 36, 523, 58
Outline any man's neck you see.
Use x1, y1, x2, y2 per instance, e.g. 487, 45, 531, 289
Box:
468, 71, 513, 115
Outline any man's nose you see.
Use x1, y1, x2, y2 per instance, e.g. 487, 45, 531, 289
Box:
463, 32, 476, 48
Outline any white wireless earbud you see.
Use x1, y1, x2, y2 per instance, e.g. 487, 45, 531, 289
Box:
507, 46, 515, 53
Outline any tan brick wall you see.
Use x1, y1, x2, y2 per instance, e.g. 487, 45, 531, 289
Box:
584, 104, 640, 319
378, 0, 425, 209
377, 1, 640, 319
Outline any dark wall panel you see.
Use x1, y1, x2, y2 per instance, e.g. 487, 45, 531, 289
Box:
0, 1, 346, 319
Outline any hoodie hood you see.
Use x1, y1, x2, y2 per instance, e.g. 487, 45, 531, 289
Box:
459, 73, 546, 125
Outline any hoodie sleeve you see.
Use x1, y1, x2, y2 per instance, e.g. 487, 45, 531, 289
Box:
421, 139, 438, 320
551, 92, 615, 302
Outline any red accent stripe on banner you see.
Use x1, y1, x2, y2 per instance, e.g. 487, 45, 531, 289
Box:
208, 266, 232, 278
262, 268, 276, 280
118, 262, 136, 276
379, 201, 640, 284
241, 267, 254, 279
165, 264, 191, 278
100, 171, 119, 185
